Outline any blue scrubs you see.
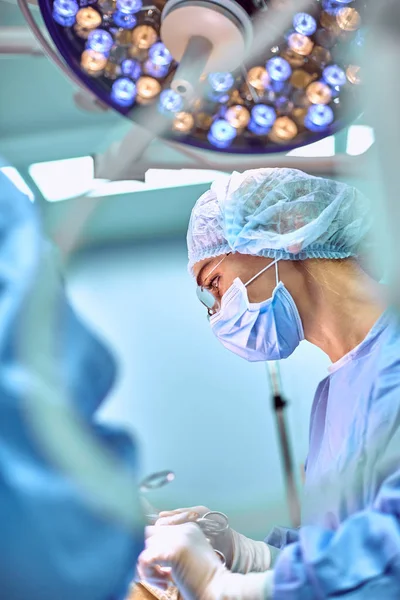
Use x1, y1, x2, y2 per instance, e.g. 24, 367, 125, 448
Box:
267, 310, 400, 598
0, 169, 143, 599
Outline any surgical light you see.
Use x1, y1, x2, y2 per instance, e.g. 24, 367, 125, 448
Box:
35, 0, 365, 153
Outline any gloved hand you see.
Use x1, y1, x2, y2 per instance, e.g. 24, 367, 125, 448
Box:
157, 506, 234, 567
156, 506, 272, 574
156, 506, 211, 525
137, 522, 274, 600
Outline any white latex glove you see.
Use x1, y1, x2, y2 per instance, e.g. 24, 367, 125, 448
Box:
156, 507, 273, 574
137, 522, 274, 600
156, 506, 211, 525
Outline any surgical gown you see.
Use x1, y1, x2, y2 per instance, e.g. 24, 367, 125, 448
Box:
266, 310, 400, 598
0, 169, 143, 599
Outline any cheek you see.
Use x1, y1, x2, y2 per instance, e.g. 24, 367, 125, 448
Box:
219, 263, 244, 296
219, 276, 236, 297
247, 278, 276, 303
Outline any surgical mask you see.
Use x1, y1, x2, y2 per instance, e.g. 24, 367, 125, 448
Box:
209, 260, 304, 362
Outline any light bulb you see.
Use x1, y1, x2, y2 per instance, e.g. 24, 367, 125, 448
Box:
293, 12, 317, 36
270, 117, 298, 142
208, 119, 237, 148
113, 11, 137, 29
266, 57, 292, 82
159, 89, 184, 115
306, 104, 334, 129
111, 77, 136, 106
336, 7, 361, 31
208, 72, 234, 93
81, 49, 107, 74
306, 81, 332, 104
116, 0, 142, 14
288, 33, 314, 56
323, 64, 346, 87
131, 25, 158, 49
346, 65, 361, 85
248, 104, 276, 135
136, 76, 161, 99
53, 0, 78, 26
149, 42, 172, 66
53, 0, 78, 18
246, 67, 269, 91
225, 105, 250, 129
321, 0, 341, 15
87, 30, 114, 54
76, 7, 101, 29
173, 112, 195, 133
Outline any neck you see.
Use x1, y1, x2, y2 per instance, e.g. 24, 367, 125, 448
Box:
295, 260, 386, 363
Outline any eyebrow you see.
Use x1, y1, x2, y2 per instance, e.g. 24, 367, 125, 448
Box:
196, 260, 212, 287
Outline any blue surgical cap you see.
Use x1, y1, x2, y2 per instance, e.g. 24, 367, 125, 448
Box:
187, 168, 373, 274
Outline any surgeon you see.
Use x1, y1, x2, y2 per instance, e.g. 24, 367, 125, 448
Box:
138, 168, 400, 599
0, 164, 143, 600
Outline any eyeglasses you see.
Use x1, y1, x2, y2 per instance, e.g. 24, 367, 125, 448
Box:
197, 255, 280, 317
196, 285, 220, 318
196, 254, 230, 317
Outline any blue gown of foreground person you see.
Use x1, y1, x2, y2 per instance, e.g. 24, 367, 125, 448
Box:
266, 311, 400, 599
0, 167, 143, 600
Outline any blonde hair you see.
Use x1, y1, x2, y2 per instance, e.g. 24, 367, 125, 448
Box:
298, 258, 364, 297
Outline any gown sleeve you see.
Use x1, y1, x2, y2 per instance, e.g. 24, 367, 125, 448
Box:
264, 527, 300, 568
0, 170, 144, 600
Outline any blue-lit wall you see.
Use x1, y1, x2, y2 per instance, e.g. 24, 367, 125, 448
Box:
67, 238, 330, 540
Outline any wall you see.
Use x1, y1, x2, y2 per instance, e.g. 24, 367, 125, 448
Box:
66, 238, 330, 540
